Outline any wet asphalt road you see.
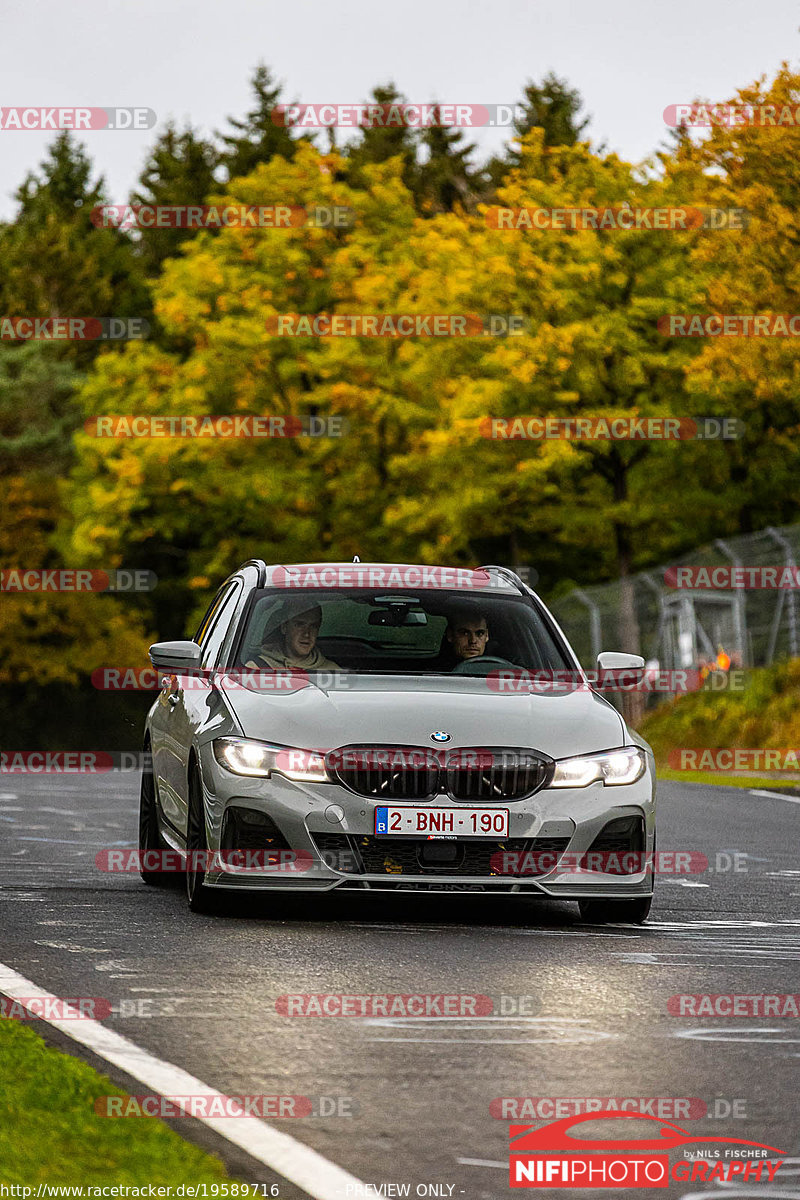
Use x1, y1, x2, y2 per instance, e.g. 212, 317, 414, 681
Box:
0, 773, 799, 1197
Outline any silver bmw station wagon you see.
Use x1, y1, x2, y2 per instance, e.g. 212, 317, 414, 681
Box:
140, 561, 655, 921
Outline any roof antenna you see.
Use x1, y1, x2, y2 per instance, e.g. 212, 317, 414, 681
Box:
353, 555, 361, 563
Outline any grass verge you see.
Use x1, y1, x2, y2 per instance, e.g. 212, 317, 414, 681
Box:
0, 1018, 231, 1184
641, 657, 800, 792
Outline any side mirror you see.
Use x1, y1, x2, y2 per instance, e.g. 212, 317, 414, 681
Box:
597, 651, 645, 674
149, 640, 202, 672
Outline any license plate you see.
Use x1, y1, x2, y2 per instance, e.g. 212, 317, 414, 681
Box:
374, 806, 509, 837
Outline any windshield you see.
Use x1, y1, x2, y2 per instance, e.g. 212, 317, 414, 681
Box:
233, 588, 573, 676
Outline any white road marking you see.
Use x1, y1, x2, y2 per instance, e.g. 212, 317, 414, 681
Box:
34, 942, 106, 953
368, 1038, 610, 1044
649, 920, 800, 928
364, 1017, 616, 1044
0, 961, 367, 1200
750, 789, 800, 804
17, 837, 105, 845
456, 1158, 505, 1169
674, 1026, 800, 1044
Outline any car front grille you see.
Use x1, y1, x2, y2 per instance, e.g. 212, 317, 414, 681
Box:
325, 745, 553, 802
326, 747, 439, 801
310, 833, 571, 877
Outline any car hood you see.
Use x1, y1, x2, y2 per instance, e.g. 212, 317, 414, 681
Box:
216, 674, 626, 759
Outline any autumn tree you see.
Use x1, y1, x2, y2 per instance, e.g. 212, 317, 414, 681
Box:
382, 131, 717, 659
0, 342, 149, 698
217, 63, 300, 181
514, 73, 590, 148
346, 84, 419, 194
487, 73, 591, 191
132, 122, 219, 275
0, 133, 148, 366
662, 64, 800, 535
416, 112, 479, 214
64, 144, 419, 634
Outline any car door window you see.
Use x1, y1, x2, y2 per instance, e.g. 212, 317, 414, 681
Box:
200, 583, 242, 669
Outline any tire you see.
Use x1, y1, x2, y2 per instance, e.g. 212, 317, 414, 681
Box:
138, 748, 171, 887
578, 895, 653, 925
185, 762, 219, 914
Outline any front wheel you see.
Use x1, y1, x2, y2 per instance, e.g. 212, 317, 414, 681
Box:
578, 896, 652, 925
185, 763, 219, 914
138, 750, 171, 887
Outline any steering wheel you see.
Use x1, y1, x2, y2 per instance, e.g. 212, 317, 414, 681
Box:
451, 655, 516, 675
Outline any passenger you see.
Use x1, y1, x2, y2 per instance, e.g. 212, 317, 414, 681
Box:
246, 598, 341, 671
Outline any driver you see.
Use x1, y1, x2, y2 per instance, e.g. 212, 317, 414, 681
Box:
245, 598, 341, 671
446, 609, 490, 663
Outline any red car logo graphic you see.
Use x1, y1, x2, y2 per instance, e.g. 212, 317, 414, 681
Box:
510, 1110, 784, 1153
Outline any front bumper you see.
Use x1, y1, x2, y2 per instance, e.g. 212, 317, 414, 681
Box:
196, 743, 656, 899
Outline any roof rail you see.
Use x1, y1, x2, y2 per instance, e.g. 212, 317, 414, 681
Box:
477, 564, 529, 593
239, 559, 267, 585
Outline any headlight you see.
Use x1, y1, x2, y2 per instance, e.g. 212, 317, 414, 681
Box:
549, 747, 647, 788
213, 738, 329, 782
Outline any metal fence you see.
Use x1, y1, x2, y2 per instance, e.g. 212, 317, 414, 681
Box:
547, 523, 800, 673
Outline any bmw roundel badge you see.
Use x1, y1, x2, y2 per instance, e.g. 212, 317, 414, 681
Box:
430, 731, 451, 742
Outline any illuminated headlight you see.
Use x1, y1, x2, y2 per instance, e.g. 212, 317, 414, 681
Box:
213, 738, 329, 782
549, 747, 647, 788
